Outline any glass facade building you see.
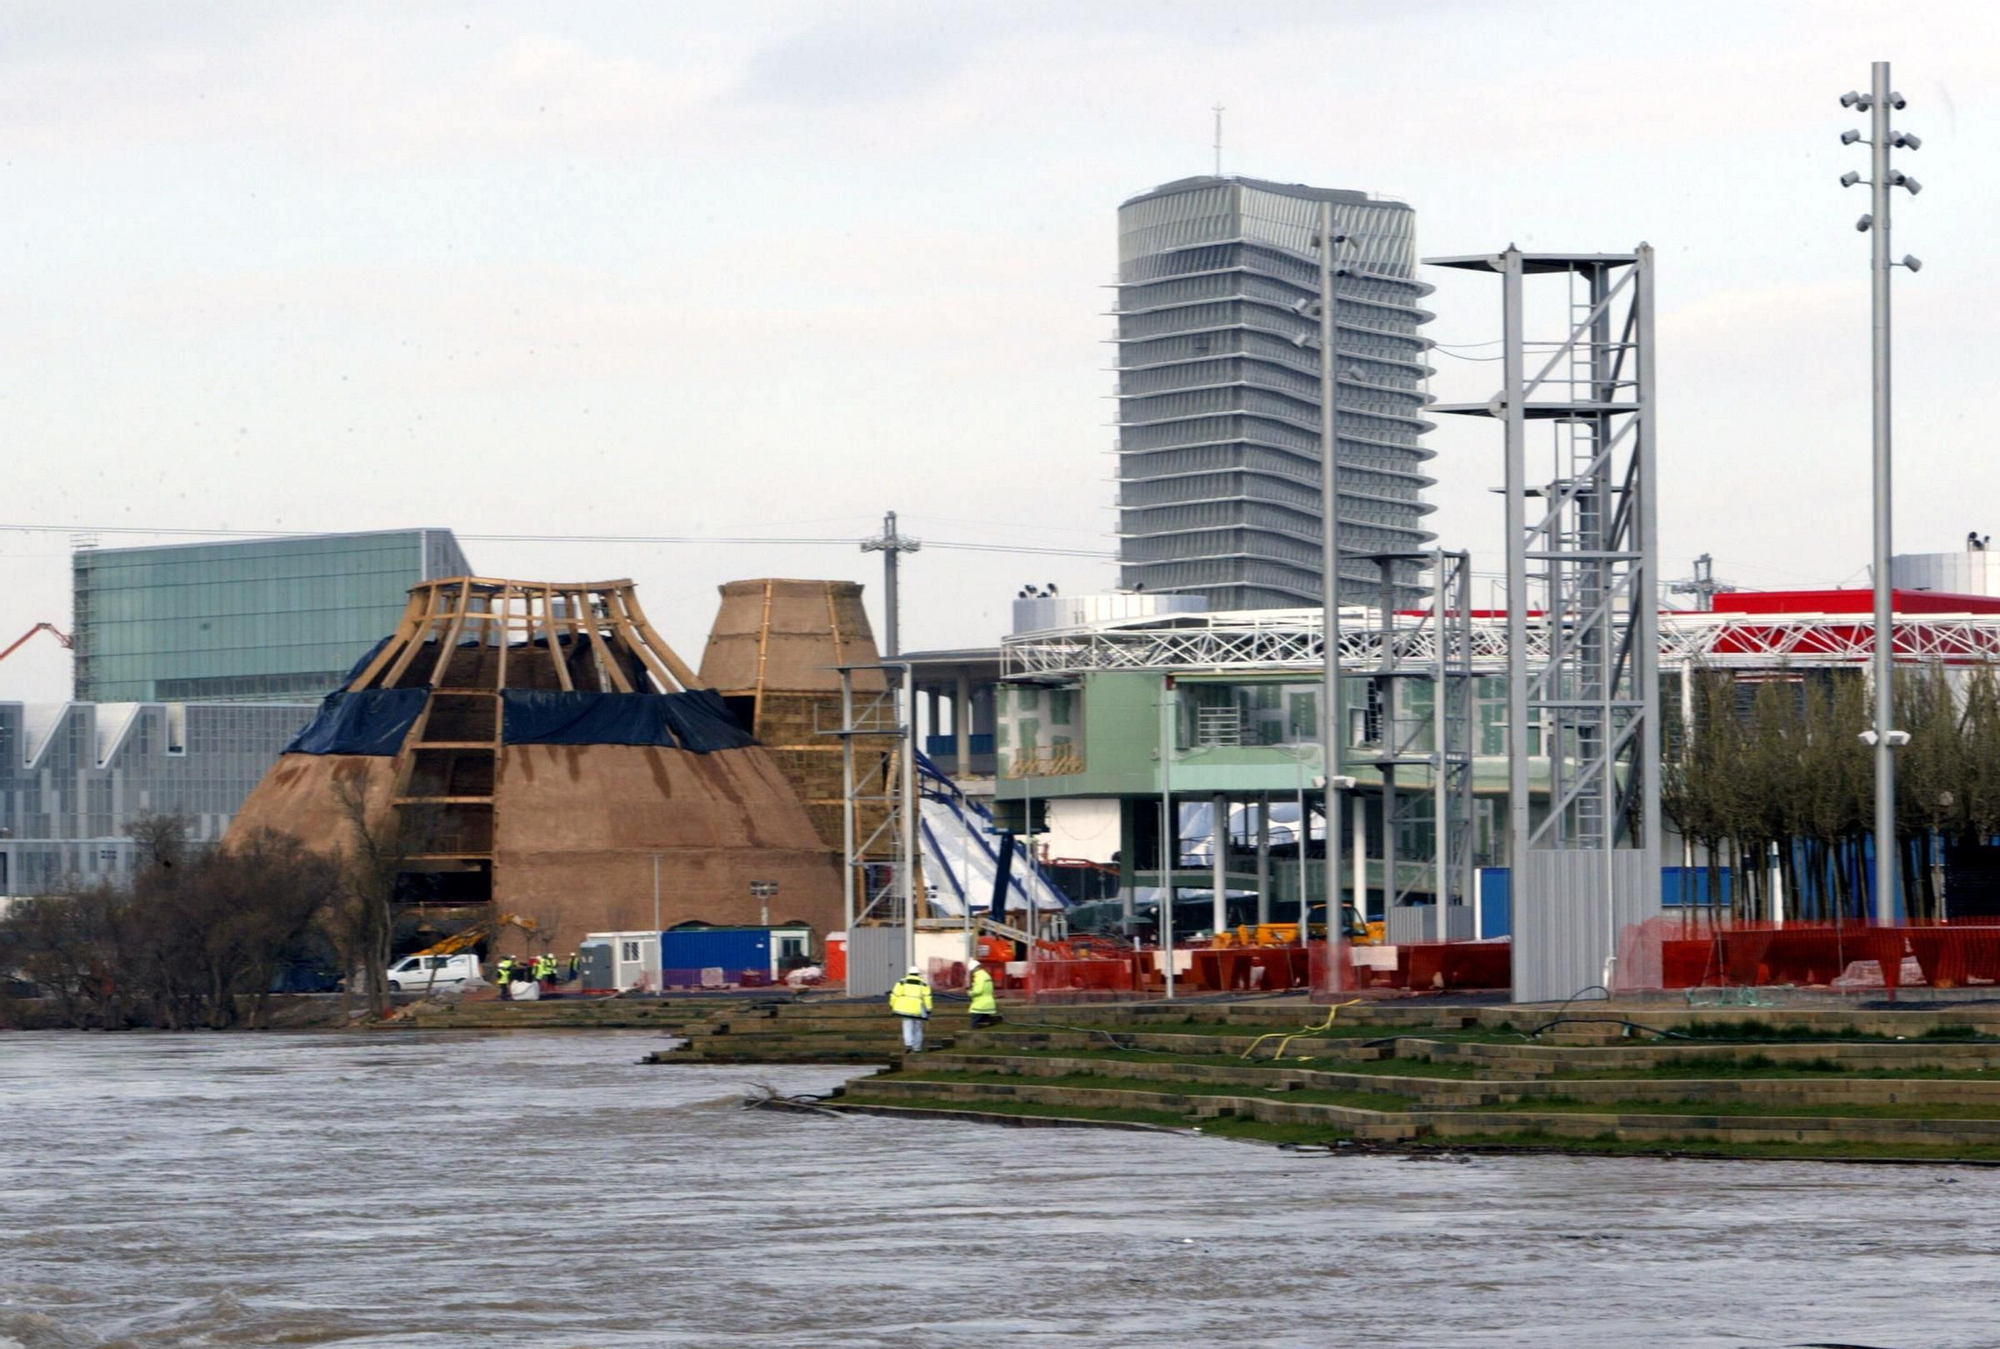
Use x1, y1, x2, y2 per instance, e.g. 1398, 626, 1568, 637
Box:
71, 529, 470, 703
0, 700, 314, 897
1114, 176, 1436, 610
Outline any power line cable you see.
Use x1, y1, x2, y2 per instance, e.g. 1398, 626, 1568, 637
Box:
0, 523, 1117, 560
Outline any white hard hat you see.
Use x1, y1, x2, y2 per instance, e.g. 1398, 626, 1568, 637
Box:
907, 965, 922, 975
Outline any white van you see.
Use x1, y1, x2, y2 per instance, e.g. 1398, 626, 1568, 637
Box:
385, 953, 481, 992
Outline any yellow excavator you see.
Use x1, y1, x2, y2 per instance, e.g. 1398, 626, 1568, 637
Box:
406, 912, 542, 958
1211, 906, 1385, 949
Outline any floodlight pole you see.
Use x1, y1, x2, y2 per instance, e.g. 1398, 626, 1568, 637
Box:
1845, 61, 1921, 926
1869, 61, 1897, 928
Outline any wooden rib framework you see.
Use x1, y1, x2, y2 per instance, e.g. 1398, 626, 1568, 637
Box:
348, 577, 699, 694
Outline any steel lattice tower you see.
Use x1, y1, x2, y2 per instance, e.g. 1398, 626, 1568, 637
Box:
1430, 247, 1663, 1001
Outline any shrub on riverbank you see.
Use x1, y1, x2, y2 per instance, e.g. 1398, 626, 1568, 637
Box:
0, 815, 342, 1030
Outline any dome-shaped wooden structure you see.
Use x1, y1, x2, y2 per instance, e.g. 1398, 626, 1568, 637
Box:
698, 578, 888, 850
228, 576, 842, 960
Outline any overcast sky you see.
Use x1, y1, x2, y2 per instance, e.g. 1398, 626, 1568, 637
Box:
4, 0, 1997, 701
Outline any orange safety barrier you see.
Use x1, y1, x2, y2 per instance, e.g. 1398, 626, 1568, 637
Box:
925, 958, 972, 991
1621, 916, 2000, 994
1343, 941, 1510, 994
1024, 956, 1141, 1003
1185, 947, 1310, 993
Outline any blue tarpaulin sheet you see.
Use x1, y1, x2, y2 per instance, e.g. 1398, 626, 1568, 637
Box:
338, 634, 393, 687
658, 688, 757, 753
499, 689, 755, 753
284, 689, 428, 756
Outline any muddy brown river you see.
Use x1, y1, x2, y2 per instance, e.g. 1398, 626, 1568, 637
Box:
2, 1030, 1994, 1347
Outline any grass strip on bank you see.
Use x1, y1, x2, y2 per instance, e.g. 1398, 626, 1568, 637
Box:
934, 1044, 2000, 1086
1550, 1054, 2000, 1081
1431, 1128, 2000, 1164
1482, 1096, 2000, 1121
831, 1093, 1357, 1146
884, 1067, 1411, 1113
828, 1097, 2000, 1162
986, 1017, 1497, 1042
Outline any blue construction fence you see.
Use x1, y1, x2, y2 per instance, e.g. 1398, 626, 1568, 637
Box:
1473, 865, 1736, 940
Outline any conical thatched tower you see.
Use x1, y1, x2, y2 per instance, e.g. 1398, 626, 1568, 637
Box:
228, 576, 842, 957
698, 579, 889, 853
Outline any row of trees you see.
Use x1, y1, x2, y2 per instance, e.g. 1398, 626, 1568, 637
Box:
0, 786, 406, 1029
1662, 664, 2000, 922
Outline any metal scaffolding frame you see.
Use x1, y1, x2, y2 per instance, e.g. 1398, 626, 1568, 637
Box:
1356, 550, 1476, 931
824, 664, 920, 969
1429, 245, 1662, 999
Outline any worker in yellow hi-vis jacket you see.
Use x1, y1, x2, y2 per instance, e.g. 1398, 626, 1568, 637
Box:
887, 965, 934, 1053
966, 962, 1000, 1029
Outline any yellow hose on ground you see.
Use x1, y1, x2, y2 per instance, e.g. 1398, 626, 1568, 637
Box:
1240, 1000, 1361, 1062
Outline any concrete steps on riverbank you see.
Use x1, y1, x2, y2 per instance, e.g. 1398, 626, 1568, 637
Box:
1410, 1036, 2000, 1075
657, 998, 980, 1063
389, 997, 724, 1032
917, 1049, 2000, 1112
831, 1051, 2000, 1153
678, 999, 2000, 1159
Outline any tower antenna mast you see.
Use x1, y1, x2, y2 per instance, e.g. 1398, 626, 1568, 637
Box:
1213, 103, 1224, 176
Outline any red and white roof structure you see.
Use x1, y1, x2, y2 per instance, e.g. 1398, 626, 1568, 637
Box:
1002, 588, 2000, 677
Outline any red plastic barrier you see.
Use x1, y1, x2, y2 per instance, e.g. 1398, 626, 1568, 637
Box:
1632, 918, 2000, 992
1186, 948, 1309, 993
1906, 927, 2000, 988
1024, 957, 1139, 1003
1405, 942, 1511, 992
1345, 942, 1510, 993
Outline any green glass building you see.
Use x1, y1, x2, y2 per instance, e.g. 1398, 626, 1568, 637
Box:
70, 529, 471, 703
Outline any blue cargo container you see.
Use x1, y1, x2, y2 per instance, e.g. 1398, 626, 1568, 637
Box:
1476, 867, 1511, 939
658, 925, 812, 982
1470, 866, 1732, 941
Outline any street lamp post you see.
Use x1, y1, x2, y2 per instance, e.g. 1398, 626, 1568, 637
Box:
1316, 200, 1349, 992
1840, 63, 1923, 925
1159, 676, 1177, 1000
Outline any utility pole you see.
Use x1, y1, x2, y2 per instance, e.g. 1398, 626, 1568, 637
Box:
861, 510, 922, 658
1669, 554, 1736, 612
1841, 63, 1923, 925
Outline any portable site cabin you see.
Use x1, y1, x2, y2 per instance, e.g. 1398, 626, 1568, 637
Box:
579, 931, 660, 992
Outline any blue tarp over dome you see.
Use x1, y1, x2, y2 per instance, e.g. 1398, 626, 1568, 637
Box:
284, 689, 428, 756
284, 688, 755, 756
500, 689, 755, 752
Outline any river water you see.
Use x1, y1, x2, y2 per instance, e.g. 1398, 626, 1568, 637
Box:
2, 1030, 1995, 1348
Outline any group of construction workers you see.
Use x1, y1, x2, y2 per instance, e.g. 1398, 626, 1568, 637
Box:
887, 960, 999, 1053
492, 952, 579, 990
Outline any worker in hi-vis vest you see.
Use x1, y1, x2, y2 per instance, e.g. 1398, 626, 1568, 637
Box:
966, 962, 1000, 1029
888, 965, 934, 1053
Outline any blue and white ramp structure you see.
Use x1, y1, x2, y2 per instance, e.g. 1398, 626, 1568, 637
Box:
913, 752, 1070, 919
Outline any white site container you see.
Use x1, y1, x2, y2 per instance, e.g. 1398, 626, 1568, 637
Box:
582, 930, 661, 992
